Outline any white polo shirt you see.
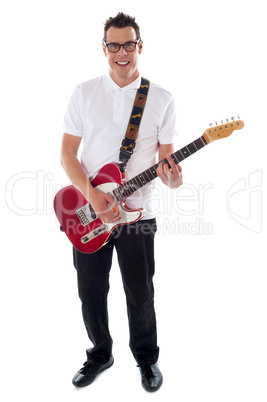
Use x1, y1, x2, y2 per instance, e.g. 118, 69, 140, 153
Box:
63, 72, 178, 219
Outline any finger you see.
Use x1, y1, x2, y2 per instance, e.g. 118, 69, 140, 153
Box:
107, 200, 121, 219
166, 155, 183, 179
166, 154, 180, 174
108, 203, 119, 214
162, 163, 175, 180
105, 193, 119, 211
156, 162, 166, 181
102, 210, 120, 224
109, 211, 121, 223
162, 162, 170, 175
159, 160, 172, 179
157, 161, 164, 174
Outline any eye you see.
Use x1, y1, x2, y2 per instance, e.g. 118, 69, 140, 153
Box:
124, 42, 135, 51
108, 43, 119, 52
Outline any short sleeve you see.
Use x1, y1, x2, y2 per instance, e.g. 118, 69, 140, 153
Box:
62, 85, 84, 137
158, 96, 178, 145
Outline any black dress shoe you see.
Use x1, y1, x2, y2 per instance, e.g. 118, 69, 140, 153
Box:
138, 363, 163, 392
72, 356, 114, 387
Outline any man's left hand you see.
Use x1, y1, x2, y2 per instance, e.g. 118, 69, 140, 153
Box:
157, 153, 183, 189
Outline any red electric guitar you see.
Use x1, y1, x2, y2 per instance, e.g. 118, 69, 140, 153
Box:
54, 119, 244, 253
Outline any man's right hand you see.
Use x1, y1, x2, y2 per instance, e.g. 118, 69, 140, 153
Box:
89, 188, 121, 223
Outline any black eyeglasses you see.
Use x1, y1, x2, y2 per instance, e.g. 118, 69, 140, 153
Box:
103, 38, 141, 53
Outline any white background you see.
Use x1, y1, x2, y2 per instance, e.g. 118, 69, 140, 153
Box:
1, 0, 266, 401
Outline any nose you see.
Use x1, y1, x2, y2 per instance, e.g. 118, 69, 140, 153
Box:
117, 45, 128, 56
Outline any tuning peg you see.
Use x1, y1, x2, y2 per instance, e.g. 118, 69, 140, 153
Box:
209, 123, 213, 127
238, 115, 240, 119
215, 121, 218, 126
231, 117, 235, 121
226, 118, 229, 123
221, 120, 223, 124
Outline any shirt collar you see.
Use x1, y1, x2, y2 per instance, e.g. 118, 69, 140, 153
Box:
103, 71, 141, 92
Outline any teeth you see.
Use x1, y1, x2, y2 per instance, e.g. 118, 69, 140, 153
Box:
117, 62, 129, 65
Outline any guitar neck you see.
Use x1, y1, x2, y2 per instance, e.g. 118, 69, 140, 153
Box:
113, 135, 208, 201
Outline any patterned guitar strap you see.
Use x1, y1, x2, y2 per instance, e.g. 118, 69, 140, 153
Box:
119, 77, 150, 172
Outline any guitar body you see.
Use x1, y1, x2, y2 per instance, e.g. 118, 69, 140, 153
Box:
54, 163, 144, 253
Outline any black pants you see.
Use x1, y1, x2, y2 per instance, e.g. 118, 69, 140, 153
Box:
73, 218, 159, 365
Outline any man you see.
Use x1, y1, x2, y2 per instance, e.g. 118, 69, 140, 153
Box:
60, 12, 183, 392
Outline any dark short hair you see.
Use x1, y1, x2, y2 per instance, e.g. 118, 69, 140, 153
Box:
103, 12, 141, 41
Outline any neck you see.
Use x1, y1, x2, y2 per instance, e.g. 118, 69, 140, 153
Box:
109, 70, 140, 88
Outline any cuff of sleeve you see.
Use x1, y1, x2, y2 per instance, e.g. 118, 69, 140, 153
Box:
62, 126, 83, 137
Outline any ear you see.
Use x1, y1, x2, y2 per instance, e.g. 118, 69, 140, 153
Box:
138, 40, 143, 55
102, 43, 108, 57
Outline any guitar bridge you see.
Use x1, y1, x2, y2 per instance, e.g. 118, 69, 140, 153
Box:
76, 203, 97, 226
81, 224, 108, 244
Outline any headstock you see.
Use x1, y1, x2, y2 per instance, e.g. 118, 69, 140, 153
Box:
203, 117, 244, 144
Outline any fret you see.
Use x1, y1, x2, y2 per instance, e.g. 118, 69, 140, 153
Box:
133, 174, 143, 188
129, 180, 139, 193
150, 167, 157, 176
116, 188, 125, 202
139, 173, 147, 185
176, 150, 185, 162
194, 136, 207, 149
201, 136, 208, 146
126, 181, 137, 196
145, 169, 153, 181
150, 168, 156, 179
143, 170, 151, 182
120, 185, 128, 198
132, 176, 141, 190
112, 188, 121, 202
192, 141, 198, 151
186, 146, 192, 155
147, 167, 157, 180
186, 142, 196, 154
125, 183, 132, 196
181, 146, 190, 157
113, 187, 124, 202
172, 153, 179, 164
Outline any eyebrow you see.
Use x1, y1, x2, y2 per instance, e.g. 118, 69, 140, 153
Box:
106, 40, 137, 43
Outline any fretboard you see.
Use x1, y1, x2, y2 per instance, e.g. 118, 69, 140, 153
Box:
112, 135, 208, 202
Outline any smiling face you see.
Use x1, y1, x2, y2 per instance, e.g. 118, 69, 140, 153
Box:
103, 26, 143, 88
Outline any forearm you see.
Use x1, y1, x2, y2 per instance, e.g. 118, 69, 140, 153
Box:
60, 151, 119, 221
60, 133, 120, 222
60, 151, 94, 201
